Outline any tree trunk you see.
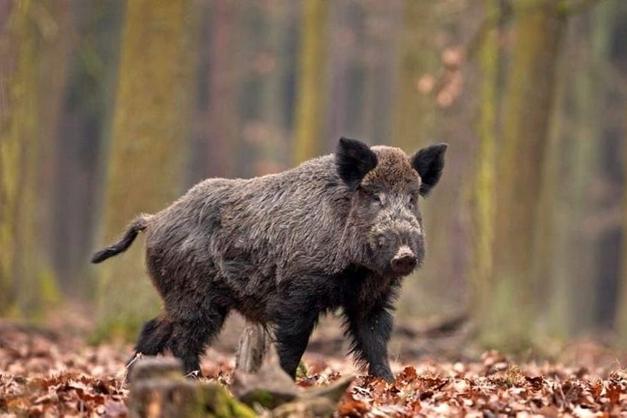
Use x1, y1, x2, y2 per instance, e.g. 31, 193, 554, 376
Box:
546, 2, 614, 338
254, 0, 291, 174
359, 0, 401, 144
392, 1, 451, 321
205, 0, 238, 178
479, 0, 566, 349
96, 0, 193, 338
51, 1, 123, 297
0, 0, 59, 318
471, 0, 500, 328
616, 0, 627, 343
293, 0, 329, 163
390, 0, 438, 151
37, 1, 71, 273
618, 101, 627, 343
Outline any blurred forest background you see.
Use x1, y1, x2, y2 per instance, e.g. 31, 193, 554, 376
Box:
1, 0, 627, 354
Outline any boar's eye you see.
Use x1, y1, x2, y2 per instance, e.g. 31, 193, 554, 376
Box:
371, 192, 387, 207
408, 194, 417, 207
359, 187, 384, 206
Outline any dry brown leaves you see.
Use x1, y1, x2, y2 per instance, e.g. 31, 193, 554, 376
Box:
333, 352, 627, 417
2, 322, 627, 417
0, 323, 129, 417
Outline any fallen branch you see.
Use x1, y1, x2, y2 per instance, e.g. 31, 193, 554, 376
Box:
127, 357, 255, 418
232, 341, 353, 417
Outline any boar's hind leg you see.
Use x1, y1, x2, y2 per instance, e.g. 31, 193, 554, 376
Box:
344, 305, 394, 382
168, 306, 228, 376
126, 316, 173, 378
134, 316, 173, 356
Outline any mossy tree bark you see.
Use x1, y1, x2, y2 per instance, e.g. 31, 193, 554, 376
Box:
0, 0, 60, 318
471, 0, 500, 328
479, 0, 566, 350
96, 0, 193, 339
390, 0, 438, 151
293, 0, 328, 163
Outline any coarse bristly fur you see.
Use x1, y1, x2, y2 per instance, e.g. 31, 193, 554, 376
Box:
92, 137, 447, 381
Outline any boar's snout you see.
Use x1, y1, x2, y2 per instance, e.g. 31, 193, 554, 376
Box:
390, 245, 417, 276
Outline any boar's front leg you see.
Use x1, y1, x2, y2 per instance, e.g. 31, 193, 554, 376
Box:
344, 304, 394, 382
272, 282, 320, 378
275, 315, 317, 378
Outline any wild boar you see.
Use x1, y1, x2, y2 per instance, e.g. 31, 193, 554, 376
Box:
92, 138, 447, 381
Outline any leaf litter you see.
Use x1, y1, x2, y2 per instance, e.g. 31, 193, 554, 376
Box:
1, 321, 627, 417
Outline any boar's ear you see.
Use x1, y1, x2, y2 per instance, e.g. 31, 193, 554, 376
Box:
336, 137, 378, 190
410, 143, 447, 196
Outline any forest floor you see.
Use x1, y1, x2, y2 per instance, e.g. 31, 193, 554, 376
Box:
1, 313, 627, 417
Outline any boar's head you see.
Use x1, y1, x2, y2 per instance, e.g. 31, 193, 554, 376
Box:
336, 137, 447, 277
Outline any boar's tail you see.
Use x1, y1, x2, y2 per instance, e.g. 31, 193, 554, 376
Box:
91, 214, 152, 264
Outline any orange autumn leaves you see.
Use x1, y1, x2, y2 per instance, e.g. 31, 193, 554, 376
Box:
336, 353, 627, 417
2, 323, 627, 417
